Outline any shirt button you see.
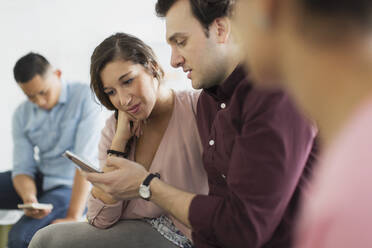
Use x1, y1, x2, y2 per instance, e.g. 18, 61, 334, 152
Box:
209, 140, 215, 146
220, 103, 226, 109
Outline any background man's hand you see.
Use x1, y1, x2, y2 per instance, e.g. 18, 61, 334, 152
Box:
22, 195, 51, 219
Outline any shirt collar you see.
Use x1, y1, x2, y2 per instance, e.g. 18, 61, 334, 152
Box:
58, 80, 68, 104
204, 65, 248, 101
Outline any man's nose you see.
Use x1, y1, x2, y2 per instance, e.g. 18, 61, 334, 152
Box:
170, 47, 184, 68
35, 96, 46, 106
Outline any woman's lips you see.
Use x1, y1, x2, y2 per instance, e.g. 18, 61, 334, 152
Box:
127, 103, 140, 114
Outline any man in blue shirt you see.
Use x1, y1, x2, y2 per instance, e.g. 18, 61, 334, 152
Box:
0, 52, 103, 248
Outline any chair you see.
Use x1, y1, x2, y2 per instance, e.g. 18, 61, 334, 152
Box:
0, 210, 23, 248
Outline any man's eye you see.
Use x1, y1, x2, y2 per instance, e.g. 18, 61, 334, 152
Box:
176, 40, 186, 47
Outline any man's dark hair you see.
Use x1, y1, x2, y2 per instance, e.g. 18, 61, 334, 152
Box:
13, 52, 50, 83
300, 0, 372, 28
156, 0, 235, 36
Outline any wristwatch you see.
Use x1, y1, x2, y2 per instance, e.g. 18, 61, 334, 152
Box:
139, 173, 160, 201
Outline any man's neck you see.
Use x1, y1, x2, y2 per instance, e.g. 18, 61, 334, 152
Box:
51, 80, 63, 108
220, 45, 243, 85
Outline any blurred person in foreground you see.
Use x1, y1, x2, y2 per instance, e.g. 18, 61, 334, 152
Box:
234, 0, 372, 247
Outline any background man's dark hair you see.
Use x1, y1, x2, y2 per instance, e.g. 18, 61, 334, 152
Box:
13, 52, 50, 83
155, 0, 235, 36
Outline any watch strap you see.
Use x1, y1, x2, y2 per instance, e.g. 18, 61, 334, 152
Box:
142, 173, 161, 186
107, 149, 129, 158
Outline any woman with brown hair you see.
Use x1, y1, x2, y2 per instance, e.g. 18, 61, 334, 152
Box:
29, 33, 207, 248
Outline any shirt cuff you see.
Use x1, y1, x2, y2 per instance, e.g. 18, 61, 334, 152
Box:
189, 194, 221, 242
11, 170, 35, 180
87, 193, 123, 228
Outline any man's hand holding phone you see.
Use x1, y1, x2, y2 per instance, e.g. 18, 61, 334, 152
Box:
91, 164, 119, 204
18, 195, 52, 219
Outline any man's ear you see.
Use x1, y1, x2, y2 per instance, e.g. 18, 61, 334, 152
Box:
212, 17, 231, 44
54, 69, 62, 79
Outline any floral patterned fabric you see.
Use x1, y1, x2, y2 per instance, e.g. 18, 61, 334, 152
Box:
144, 215, 194, 248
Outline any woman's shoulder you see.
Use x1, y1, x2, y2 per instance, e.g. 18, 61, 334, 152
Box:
174, 89, 201, 115
174, 89, 201, 100
101, 113, 116, 135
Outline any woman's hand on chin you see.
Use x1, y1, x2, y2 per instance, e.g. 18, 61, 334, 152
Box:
116, 110, 144, 140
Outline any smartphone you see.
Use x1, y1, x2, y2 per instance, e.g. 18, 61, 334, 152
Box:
17, 203, 53, 210
63, 150, 102, 173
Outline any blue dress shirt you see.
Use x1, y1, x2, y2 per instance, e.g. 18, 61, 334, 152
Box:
11, 81, 103, 191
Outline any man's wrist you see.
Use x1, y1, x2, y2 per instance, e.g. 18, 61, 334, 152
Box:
139, 173, 160, 201
22, 194, 37, 203
148, 177, 161, 201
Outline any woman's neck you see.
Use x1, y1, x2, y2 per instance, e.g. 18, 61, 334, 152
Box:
148, 84, 174, 121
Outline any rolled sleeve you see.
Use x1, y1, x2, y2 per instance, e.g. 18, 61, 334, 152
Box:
11, 108, 37, 179
87, 193, 125, 229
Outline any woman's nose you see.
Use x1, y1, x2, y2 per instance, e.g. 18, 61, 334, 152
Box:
118, 91, 132, 107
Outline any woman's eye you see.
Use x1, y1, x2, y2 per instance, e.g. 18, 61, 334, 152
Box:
105, 90, 115, 96
123, 78, 134, 85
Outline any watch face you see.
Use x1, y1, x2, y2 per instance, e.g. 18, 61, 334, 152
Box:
139, 185, 150, 199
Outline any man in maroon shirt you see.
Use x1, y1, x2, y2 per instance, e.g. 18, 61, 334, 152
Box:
85, 0, 317, 247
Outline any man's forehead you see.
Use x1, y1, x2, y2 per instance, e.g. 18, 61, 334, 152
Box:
164, 0, 195, 39
165, 0, 191, 20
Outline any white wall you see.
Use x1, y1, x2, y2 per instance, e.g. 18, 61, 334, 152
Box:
0, 0, 190, 172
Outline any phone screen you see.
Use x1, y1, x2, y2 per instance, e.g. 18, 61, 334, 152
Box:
17, 203, 53, 210
63, 151, 102, 173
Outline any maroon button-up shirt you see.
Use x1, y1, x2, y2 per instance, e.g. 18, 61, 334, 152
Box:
189, 66, 317, 248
